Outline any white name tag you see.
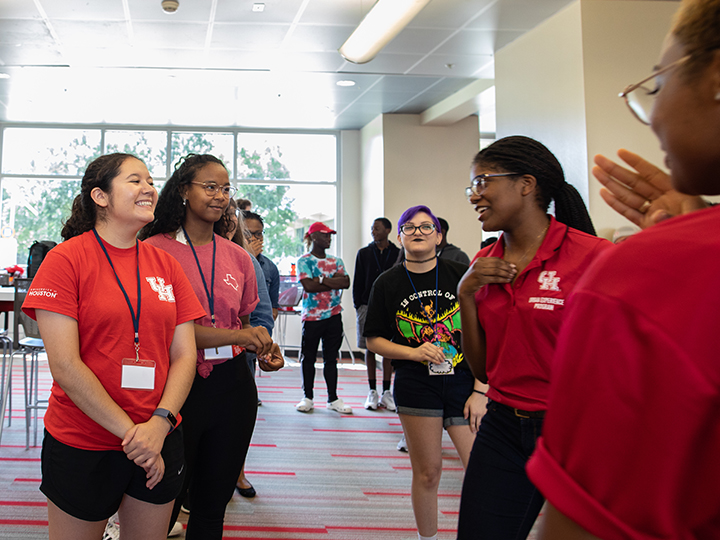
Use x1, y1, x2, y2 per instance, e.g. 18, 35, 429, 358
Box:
121, 358, 156, 390
204, 345, 234, 360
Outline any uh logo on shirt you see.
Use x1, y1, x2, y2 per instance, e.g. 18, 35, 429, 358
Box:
529, 270, 563, 311
146, 277, 176, 302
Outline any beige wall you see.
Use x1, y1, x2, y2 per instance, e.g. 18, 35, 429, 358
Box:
495, 0, 677, 239
381, 114, 481, 256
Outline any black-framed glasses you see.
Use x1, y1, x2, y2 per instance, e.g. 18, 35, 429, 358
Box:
190, 181, 237, 198
465, 172, 520, 199
618, 54, 691, 125
243, 230, 263, 240
400, 223, 436, 235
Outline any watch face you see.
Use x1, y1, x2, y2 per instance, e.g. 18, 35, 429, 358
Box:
166, 411, 177, 426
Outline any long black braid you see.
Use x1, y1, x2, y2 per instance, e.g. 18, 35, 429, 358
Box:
472, 136, 596, 236
138, 153, 233, 240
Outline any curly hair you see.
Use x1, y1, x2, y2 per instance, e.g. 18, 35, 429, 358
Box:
672, 0, 720, 77
139, 153, 233, 240
61, 153, 141, 241
471, 136, 596, 236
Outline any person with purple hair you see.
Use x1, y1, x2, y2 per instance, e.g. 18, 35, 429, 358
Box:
364, 205, 484, 540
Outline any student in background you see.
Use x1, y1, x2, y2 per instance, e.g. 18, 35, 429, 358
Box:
436, 218, 470, 266
295, 222, 352, 414
353, 217, 400, 412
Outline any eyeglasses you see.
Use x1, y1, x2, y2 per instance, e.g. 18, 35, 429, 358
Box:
243, 230, 263, 240
400, 223, 436, 235
190, 181, 237, 198
465, 173, 520, 199
619, 54, 691, 125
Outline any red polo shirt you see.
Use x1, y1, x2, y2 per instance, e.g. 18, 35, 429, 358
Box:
473, 216, 611, 411
527, 205, 720, 540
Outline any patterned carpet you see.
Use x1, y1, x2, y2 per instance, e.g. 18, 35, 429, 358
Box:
0, 356, 513, 540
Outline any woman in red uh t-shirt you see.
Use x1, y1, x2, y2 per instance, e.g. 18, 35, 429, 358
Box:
22, 153, 204, 540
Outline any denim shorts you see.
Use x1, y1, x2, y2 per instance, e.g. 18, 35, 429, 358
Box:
394, 362, 474, 428
40, 427, 185, 521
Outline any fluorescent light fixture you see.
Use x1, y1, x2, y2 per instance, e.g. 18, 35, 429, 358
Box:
0, 74, 10, 79
338, 0, 431, 64
252, 3, 265, 12
336, 80, 356, 87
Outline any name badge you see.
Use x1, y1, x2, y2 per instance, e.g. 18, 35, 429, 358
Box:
428, 341, 455, 376
204, 345, 234, 360
121, 358, 156, 390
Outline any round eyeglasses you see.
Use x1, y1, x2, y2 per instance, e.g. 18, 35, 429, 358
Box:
619, 54, 690, 125
190, 181, 237, 198
400, 223, 436, 235
465, 173, 520, 199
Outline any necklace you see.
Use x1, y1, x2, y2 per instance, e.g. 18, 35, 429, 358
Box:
504, 223, 550, 266
405, 255, 437, 264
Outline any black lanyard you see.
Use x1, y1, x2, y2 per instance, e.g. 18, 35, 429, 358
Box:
404, 260, 439, 331
182, 226, 217, 328
92, 228, 142, 361
372, 244, 391, 273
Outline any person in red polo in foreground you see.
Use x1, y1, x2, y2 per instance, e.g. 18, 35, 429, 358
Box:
295, 222, 352, 414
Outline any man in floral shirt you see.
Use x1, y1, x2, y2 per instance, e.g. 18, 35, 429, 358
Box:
295, 222, 352, 414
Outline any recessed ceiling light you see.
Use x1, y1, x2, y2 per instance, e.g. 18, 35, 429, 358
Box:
252, 3, 265, 12
336, 80, 356, 87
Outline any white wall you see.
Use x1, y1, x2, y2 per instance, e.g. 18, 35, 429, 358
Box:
381, 114, 481, 257
494, 0, 677, 239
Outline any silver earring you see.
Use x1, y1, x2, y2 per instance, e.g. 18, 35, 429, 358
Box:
715, 91, 720, 101
182, 198, 187, 206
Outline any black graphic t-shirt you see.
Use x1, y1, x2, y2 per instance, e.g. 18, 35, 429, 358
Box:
364, 258, 469, 371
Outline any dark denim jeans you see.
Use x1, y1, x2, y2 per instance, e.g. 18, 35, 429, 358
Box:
457, 400, 545, 540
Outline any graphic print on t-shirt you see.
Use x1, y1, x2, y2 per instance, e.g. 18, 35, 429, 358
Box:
397, 290, 463, 367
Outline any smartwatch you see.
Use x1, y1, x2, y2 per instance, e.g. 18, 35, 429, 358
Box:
153, 408, 177, 430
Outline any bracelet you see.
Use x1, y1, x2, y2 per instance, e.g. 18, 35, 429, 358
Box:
319, 276, 325, 285
473, 389, 485, 395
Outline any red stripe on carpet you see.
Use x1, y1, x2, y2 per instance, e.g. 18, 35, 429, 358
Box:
243, 470, 295, 476
313, 429, 403, 434
0, 501, 47, 507
248, 444, 277, 447
0, 457, 41, 462
13, 478, 41, 482
363, 491, 460, 498
0, 519, 48, 526
332, 453, 458, 460
391, 466, 464, 471
223, 525, 327, 533
327, 525, 458, 533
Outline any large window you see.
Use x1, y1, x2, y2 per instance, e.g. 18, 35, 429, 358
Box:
0, 125, 338, 268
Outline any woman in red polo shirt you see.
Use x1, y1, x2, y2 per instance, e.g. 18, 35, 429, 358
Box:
455, 136, 612, 539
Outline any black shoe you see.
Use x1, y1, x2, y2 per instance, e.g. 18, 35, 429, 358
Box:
236, 483, 257, 498
257, 398, 262, 406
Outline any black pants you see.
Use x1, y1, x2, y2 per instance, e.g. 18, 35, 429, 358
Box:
168, 354, 257, 540
300, 314, 343, 402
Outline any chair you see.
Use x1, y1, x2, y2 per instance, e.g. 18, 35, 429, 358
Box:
0, 332, 12, 445
12, 278, 47, 449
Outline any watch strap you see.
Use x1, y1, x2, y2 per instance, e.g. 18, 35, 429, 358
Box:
153, 407, 177, 429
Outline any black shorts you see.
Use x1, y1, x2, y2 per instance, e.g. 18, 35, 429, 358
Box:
40, 426, 185, 522
394, 362, 474, 428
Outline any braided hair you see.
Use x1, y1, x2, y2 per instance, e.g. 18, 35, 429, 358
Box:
139, 153, 233, 240
472, 136, 596, 235
61, 153, 140, 241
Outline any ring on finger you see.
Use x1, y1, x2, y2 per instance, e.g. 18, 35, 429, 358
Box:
638, 199, 652, 214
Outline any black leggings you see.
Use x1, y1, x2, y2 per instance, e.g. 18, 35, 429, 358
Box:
300, 314, 343, 402
168, 354, 257, 540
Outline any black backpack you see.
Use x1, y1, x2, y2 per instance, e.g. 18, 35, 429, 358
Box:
27, 240, 57, 278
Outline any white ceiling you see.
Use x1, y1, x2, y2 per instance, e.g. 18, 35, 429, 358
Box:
0, 0, 578, 130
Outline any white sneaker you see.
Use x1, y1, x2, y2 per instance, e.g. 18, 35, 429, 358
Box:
102, 519, 120, 540
327, 398, 353, 414
296, 397, 314, 412
364, 389, 379, 410
379, 390, 397, 411
168, 521, 184, 537
397, 435, 408, 452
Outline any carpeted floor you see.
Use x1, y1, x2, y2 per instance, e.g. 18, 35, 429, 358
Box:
0, 356, 542, 539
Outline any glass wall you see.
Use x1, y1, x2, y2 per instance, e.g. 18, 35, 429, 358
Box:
0, 125, 338, 267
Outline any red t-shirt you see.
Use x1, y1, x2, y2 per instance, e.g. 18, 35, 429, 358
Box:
22, 231, 205, 451
144, 233, 259, 375
527, 206, 720, 540
473, 216, 611, 410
